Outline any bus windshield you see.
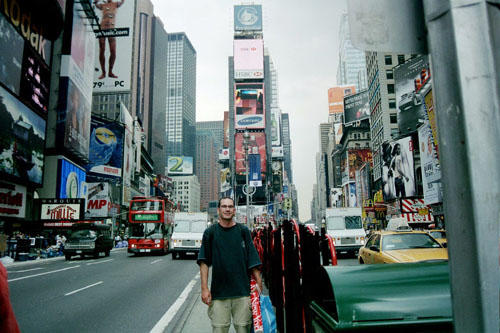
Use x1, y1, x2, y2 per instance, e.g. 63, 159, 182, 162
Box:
130, 223, 164, 239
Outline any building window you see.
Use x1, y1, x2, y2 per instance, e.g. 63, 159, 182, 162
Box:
398, 55, 405, 64
386, 69, 393, 80
390, 114, 398, 124
387, 84, 395, 94
384, 55, 392, 65
389, 99, 396, 109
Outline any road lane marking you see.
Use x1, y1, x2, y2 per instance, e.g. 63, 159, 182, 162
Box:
150, 273, 200, 333
151, 259, 163, 264
8, 266, 80, 282
86, 259, 113, 266
65, 281, 103, 296
8, 268, 44, 273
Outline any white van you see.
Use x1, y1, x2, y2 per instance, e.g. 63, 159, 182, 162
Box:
171, 212, 208, 259
324, 207, 366, 255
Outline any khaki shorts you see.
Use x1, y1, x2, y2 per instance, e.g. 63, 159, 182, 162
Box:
207, 296, 252, 333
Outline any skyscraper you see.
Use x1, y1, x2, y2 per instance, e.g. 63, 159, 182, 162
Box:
195, 121, 224, 210
281, 113, 293, 183
165, 32, 197, 162
336, 13, 368, 91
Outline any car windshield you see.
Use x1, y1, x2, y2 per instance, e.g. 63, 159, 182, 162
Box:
130, 223, 164, 239
326, 216, 345, 230
382, 233, 442, 251
69, 229, 97, 240
430, 231, 446, 239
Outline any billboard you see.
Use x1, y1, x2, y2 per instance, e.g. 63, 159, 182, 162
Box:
86, 182, 110, 218
235, 83, 265, 129
57, 77, 91, 157
223, 111, 229, 147
344, 90, 370, 125
418, 122, 442, 204
234, 5, 263, 31
0, 13, 51, 116
271, 108, 281, 146
394, 55, 430, 135
85, 117, 124, 178
328, 85, 356, 116
348, 149, 373, 181
249, 154, 262, 187
233, 39, 264, 79
39, 198, 85, 220
0, 182, 26, 218
57, 158, 87, 199
92, 0, 134, 92
381, 136, 415, 201
219, 148, 229, 160
167, 156, 193, 175
424, 89, 439, 160
0, 85, 46, 185
220, 167, 232, 193
235, 132, 266, 173
334, 123, 342, 145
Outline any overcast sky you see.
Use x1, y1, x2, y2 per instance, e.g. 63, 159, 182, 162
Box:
151, 0, 347, 221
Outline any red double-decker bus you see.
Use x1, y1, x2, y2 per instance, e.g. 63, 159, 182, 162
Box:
128, 196, 174, 255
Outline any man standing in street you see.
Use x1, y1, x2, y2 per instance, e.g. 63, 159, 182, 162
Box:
197, 197, 262, 333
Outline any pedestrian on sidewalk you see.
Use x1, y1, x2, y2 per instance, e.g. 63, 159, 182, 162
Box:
0, 262, 20, 332
197, 197, 262, 333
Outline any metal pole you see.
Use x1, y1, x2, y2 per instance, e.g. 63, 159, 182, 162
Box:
423, 1, 500, 332
243, 129, 251, 229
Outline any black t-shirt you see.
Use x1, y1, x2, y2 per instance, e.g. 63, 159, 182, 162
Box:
197, 223, 261, 300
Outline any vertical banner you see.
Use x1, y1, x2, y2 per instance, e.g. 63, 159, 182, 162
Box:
271, 108, 281, 146
418, 123, 443, 204
249, 154, 262, 187
220, 167, 232, 192
381, 136, 415, 201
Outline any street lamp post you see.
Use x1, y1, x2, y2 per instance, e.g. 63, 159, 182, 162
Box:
242, 129, 251, 229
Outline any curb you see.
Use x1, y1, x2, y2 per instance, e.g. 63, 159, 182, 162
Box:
171, 279, 202, 333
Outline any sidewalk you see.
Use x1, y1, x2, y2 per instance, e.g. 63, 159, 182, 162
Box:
174, 279, 269, 333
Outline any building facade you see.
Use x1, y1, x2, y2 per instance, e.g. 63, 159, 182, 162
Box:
172, 175, 200, 212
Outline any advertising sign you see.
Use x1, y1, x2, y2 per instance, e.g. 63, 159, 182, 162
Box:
85, 117, 124, 178
57, 158, 87, 199
344, 90, 370, 125
167, 156, 193, 175
86, 182, 110, 218
233, 39, 264, 79
394, 55, 430, 135
0, 85, 46, 185
92, 0, 134, 92
249, 154, 262, 187
58, 77, 91, 157
223, 111, 229, 148
348, 149, 373, 181
218, 148, 229, 160
220, 167, 232, 193
334, 123, 342, 145
235, 83, 265, 129
328, 86, 355, 116
120, 104, 134, 204
418, 122, 442, 204
424, 89, 439, 160
271, 146, 283, 158
271, 108, 281, 146
39, 198, 84, 220
234, 5, 263, 31
349, 182, 357, 208
381, 136, 415, 201
0, 182, 26, 218
235, 132, 266, 173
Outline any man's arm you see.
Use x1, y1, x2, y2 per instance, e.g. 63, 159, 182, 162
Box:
118, 0, 125, 7
199, 261, 212, 305
251, 267, 263, 294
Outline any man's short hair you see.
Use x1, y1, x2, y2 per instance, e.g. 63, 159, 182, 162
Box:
218, 196, 234, 208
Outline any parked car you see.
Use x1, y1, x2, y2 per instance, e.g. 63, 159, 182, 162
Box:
427, 230, 447, 247
358, 230, 448, 264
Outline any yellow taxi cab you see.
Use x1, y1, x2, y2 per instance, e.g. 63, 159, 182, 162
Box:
358, 230, 448, 264
427, 229, 447, 247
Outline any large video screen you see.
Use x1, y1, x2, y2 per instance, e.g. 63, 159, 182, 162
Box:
0, 85, 46, 185
235, 83, 265, 129
235, 131, 266, 173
